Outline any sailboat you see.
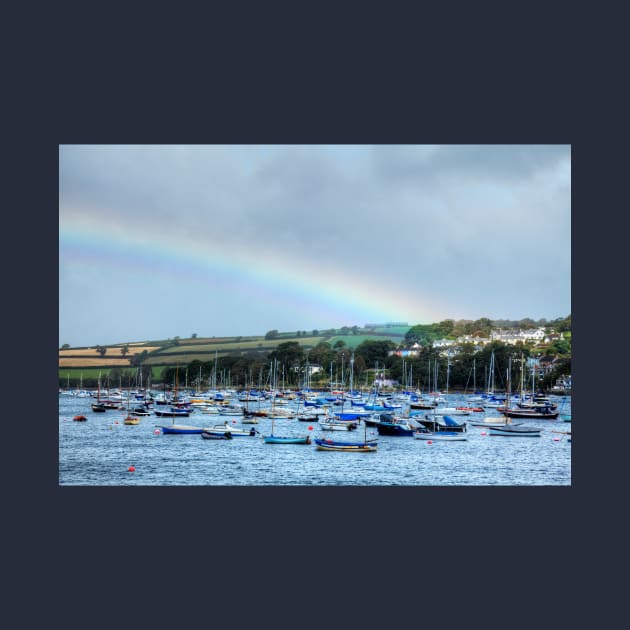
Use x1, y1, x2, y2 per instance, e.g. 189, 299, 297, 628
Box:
262, 359, 311, 444
160, 367, 204, 434
91, 373, 106, 412
469, 354, 515, 428
329, 353, 373, 424
415, 356, 467, 436
201, 421, 258, 439
262, 416, 311, 444
123, 381, 140, 425
489, 357, 541, 437
495, 353, 559, 420
314, 421, 378, 452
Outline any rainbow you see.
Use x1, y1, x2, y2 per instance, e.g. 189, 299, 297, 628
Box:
59, 206, 449, 328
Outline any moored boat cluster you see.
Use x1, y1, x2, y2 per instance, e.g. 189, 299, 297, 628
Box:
63, 384, 571, 448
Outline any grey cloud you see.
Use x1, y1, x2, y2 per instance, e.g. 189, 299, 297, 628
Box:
369, 144, 570, 186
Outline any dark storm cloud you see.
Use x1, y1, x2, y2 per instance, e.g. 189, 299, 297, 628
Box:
60, 145, 571, 346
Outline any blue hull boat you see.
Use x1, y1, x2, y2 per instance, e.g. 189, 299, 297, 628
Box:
154, 407, 191, 418
334, 411, 370, 420
376, 419, 416, 436
161, 425, 203, 434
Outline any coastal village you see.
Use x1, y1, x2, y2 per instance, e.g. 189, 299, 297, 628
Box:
391, 326, 571, 392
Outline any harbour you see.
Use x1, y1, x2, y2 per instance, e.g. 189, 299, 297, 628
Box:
58, 391, 571, 486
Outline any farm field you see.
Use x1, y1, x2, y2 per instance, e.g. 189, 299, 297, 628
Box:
59, 357, 132, 367
59, 346, 161, 357
58, 328, 410, 377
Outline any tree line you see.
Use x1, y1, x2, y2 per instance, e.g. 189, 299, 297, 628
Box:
61, 315, 571, 391
154, 338, 569, 394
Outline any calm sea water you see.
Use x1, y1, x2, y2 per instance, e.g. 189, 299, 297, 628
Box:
58, 394, 571, 486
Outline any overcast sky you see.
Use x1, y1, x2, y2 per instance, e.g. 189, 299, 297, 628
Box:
59, 145, 571, 347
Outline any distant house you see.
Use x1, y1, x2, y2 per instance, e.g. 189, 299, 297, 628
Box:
490, 327, 547, 345
432, 338, 456, 348
456, 335, 490, 346
544, 332, 565, 343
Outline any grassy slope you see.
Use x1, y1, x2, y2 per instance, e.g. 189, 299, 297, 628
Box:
58, 328, 409, 373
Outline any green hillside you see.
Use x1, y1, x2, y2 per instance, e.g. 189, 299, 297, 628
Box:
58, 326, 409, 380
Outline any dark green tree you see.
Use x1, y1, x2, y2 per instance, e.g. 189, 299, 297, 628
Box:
472, 317, 493, 336
548, 338, 570, 355
435, 319, 455, 337
554, 314, 572, 333
130, 350, 148, 367
355, 339, 396, 366
309, 341, 334, 369
268, 341, 304, 369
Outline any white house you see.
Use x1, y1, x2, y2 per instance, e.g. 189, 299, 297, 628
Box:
490, 327, 548, 345
432, 338, 456, 348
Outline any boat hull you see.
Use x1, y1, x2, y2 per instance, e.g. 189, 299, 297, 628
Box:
201, 430, 233, 439
161, 425, 204, 434
154, 410, 191, 417
489, 426, 541, 437
376, 423, 415, 436
414, 432, 467, 441
263, 435, 311, 444
316, 443, 377, 452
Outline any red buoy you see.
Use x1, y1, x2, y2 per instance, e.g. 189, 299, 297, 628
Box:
128, 465, 135, 472
427, 440, 433, 445
153, 429, 160, 435
481, 431, 486, 436
308, 426, 313, 430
